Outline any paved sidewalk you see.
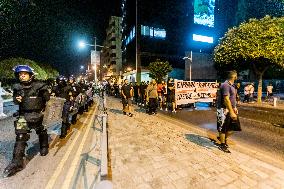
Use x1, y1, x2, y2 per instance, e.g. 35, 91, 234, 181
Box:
107, 97, 284, 189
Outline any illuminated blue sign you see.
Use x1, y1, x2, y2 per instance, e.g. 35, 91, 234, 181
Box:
193, 34, 214, 43
194, 0, 215, 27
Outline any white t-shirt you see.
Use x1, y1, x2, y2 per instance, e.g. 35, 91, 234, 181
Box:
267, 86, 273, 94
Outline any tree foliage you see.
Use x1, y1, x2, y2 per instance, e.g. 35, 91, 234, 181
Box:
214, 16, 284, 103
148, 59, 173, 82
0, 58, 59, 80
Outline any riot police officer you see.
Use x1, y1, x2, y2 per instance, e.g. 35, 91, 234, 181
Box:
68, 75, 81, 124
3, 65, 50, 177
78, 79, 89, 113
52, 76, 73, 139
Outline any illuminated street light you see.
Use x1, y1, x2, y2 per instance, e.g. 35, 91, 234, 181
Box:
77, 38, 108, 84
127, 67, 132, 71
78, 41, 86, 49
80, 65, 84, 70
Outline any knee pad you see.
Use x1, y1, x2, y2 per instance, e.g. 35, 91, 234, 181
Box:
16, 133, 30, 142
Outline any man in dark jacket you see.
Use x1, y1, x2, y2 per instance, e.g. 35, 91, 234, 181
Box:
68, 76, 81, 124
52, 76, 73, 138
3, 65, 50, 177
121, 79, 134, 117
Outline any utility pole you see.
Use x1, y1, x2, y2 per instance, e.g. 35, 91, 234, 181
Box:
94, 37, 97, 84
136, 0, 141, 84
183, 51, 193, 81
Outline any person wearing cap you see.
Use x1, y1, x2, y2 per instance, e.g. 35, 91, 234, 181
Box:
3, 65, 50, 177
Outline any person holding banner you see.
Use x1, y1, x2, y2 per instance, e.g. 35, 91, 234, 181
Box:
216, 71, 241, 153
166, 78, 176, 113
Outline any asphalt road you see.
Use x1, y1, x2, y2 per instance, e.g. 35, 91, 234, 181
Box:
0, 102, 99, 189
160, 102, 284, 161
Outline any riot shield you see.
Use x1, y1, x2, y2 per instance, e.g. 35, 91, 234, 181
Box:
42, 97, 66, 129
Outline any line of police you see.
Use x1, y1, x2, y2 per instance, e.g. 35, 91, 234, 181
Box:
3, 65, 95, 177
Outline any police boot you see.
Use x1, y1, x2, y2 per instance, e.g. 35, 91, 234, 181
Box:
3, 140, 26, 177
71, 113, 77, 124
66, 122, 71, 131
38, 130, 49, 156
84, 104, 89, 112
60, 123, 67, 139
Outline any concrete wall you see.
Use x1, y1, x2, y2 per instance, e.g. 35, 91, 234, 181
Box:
184, 52, 217, 81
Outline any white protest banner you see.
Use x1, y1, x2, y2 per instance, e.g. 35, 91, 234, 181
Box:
175, 80, 197, 105
194, 82, 219, 102
174, 80, 219, 105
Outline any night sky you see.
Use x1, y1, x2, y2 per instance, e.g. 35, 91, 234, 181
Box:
0, 0, 121, 75
66, 0, 122, 75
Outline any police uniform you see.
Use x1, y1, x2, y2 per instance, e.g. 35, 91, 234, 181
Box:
3, 65, 50, 177
52, 76, 73, 138
68, 76, 82, 124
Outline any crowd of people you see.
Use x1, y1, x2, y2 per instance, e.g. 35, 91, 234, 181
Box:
104, 78, 177, 116
3, 65, 96, 177
3, 64, 279, 177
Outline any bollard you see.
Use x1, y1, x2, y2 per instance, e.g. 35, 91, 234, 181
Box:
273, 97, 277, 107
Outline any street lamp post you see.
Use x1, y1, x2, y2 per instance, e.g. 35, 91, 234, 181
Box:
78, 38, 105, 85
183, 51, 193, 81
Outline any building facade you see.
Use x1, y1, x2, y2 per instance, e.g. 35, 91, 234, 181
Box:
121, 0, 241, 81
101, 16, 122, 80
121, 0, 193, 82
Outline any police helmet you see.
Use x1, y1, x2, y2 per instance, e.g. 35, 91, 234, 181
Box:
13, 65, 35, 82
56, 75, 67, 85
13, 65, 34, 75
69, 75, 75, 82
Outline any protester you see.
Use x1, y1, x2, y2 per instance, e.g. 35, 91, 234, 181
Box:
216, 70, 241, 153
249, 83, 255, 103
167, 78, 176, 113
267, 83, 273, 98
139, 81, 147, 106
146, 79, 158, 115
157, 81, 166, 110
121, 79, 134, 117
235, 82, 241, 105
3, 65, 50, 177
243, 84, 250, 103
133, 82, 139, 104
113, 81, 119, 98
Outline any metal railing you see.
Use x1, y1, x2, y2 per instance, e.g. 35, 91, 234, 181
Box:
72, 91, 112, 189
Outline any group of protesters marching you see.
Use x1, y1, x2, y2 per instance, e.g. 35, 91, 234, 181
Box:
104, 78, 178, 117
3, 65, 96, 177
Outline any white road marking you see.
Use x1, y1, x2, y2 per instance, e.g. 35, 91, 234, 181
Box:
61, 106, 97, 188
45, 103, 97, 189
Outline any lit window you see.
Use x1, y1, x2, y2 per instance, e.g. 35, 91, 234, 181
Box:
193, 34, 214, 43
150, 27, 154, 37
154, 28, 166, 38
